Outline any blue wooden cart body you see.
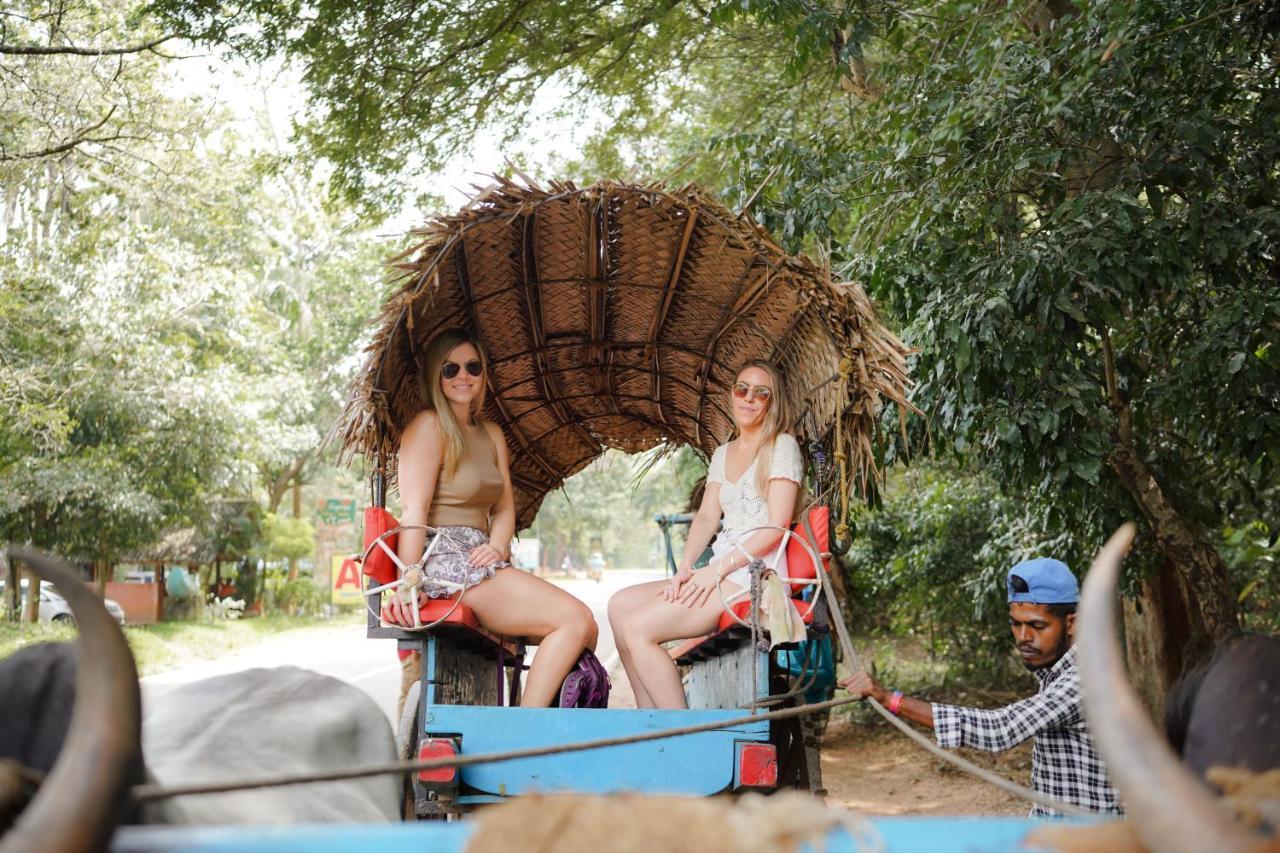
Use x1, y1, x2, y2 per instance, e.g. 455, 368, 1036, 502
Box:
430, 705, 770, 800
110, 816, 1056, 853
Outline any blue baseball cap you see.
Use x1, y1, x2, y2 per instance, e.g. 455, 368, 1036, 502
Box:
1007, 558, 1079, 605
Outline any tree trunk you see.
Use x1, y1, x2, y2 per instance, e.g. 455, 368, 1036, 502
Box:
288, 479, 302, 581
266, 455, 308, 514
1121, 560, 1197, 719
3, 553, 19, 621
23, 566, 41, 623
1104, 347, 1238, 714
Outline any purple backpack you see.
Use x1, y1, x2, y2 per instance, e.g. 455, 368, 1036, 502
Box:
558, 649, 611, 708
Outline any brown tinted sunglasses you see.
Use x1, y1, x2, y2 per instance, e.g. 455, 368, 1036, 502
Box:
731, 381, 772, 403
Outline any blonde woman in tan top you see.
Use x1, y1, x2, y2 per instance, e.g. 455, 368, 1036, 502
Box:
607, 361, 802, 708
385, 329, 598, 707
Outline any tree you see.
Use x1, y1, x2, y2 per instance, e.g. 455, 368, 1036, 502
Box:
1, 6, 388, 580
153, 0, 1278, 707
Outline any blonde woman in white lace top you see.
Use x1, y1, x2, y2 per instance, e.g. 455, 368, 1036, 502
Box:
607, 361, 804, 708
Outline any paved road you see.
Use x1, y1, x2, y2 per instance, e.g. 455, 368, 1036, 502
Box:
141, 568, 664, 723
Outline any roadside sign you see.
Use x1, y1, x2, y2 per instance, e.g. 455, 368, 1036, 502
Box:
331, 554, 363, 605
319, 498, 356, 527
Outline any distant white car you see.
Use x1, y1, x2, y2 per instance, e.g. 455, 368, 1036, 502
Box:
0, 579, 126, 626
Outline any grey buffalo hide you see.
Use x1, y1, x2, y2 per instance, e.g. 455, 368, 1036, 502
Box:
141, 666, 399, 825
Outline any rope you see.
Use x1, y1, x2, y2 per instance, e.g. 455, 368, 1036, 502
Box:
131, 696, 862, 802
128, 513, 1091, 818
748, 558, 763, 709
809, 537, 1095, 819
833, 357, 853, 546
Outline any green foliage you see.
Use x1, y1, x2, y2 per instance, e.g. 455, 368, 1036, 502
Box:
844, 463, 1082, 684
524, 447, 706, 569
2, 1, 392, 563
260, 513, 316, 562
1221, 521, 1280, 634
148, 0, 721, 208
264, 575, 326, 617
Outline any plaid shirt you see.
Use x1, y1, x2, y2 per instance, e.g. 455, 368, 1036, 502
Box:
932, 647, 1123, 817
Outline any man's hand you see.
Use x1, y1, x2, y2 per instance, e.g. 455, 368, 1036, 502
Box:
839, 671, 889, 705
661, 565, 694, 602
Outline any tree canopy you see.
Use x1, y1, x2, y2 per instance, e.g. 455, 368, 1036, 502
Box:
5, 1, 1276, 690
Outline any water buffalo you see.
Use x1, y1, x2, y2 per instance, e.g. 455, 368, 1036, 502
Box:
0, 550, 399, 853
1054, 525, 1279, 853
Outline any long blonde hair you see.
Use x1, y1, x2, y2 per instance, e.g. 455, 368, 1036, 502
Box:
418, 329, 489, 477
731, 359, 791, 496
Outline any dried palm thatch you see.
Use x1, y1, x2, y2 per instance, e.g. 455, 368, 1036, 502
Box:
338, 176, 915, 528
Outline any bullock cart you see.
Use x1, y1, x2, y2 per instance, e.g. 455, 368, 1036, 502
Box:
5, 180, 1273, 853
337, 177, 914, 817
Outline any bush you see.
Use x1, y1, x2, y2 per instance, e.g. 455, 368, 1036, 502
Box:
1221, 521, 1280, 634
265, 576, 327, 617
841, 463, 1075, 686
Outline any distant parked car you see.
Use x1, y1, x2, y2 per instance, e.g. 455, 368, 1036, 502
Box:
123, 569, 155, 584
0, 579, 126, 626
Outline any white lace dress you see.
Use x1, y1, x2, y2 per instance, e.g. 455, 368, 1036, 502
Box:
706, 433, 804, 589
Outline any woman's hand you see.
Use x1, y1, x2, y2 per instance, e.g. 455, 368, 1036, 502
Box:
676, 562, 724, 609
661, 565, 694, 602
468, 542, 505, 567
384, 585, 418, 626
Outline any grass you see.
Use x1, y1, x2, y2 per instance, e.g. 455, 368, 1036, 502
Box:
0, 610, 363, 676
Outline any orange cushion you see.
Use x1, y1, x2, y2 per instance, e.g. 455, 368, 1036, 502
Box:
784, 505, 829, 585
362, 507, 400, 586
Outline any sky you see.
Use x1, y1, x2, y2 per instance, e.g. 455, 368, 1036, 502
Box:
168, 48, 603, 234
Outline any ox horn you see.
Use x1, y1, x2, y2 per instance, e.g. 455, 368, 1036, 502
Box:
1077, 524, 1260, 852
0, 549, 141, 853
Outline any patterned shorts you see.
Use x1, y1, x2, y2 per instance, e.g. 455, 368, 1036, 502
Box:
413, 525, 510, 599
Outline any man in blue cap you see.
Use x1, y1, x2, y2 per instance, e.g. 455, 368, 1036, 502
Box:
840, 558, 1123, 817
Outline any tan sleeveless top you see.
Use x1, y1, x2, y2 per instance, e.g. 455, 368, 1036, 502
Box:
428, 424, 504, 531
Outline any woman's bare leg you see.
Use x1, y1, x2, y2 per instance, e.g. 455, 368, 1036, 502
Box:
462, 569, 597, 707
607, 581, 668, 708
612, 580, 741, 709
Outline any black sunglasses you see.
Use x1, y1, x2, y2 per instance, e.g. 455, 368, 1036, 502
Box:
441, 360, 483, 379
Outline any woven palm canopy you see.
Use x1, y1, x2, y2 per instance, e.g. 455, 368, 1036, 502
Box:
339, 177, 914, 529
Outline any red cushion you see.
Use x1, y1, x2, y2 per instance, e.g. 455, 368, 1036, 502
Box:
380, 595, 479, 631
784, 505, 829, 585
362, 507, 400, 586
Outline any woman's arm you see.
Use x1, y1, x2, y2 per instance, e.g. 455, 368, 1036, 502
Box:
661, 480, 723, 601
395, 412, 444, 567
677, 481, 724, 572
676, 475, 799, 608
710, 475, 799, 576
474, 421, 516, 565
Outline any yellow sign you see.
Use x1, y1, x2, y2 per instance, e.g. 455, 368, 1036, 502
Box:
331, 555, 364, 605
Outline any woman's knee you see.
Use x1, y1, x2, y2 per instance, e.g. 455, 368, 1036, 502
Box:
570, 600, 597, 643
607, 595, 629, 639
